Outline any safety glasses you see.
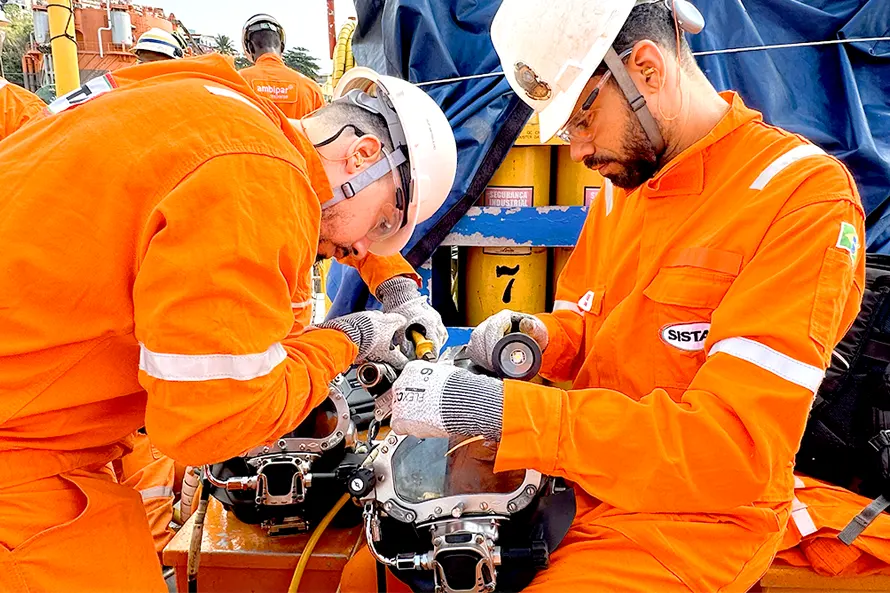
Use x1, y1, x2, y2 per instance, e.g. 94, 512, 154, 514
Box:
364, 148, 410, 243
556, 48, 633, 143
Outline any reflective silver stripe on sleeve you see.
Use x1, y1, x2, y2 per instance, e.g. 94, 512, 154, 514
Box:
204, 85, 264, 114
750, 145, 826, 190
708, 337, 824, 393
139, 343, 287, 382
140, 486, 174, 500
553, 300, 582, 315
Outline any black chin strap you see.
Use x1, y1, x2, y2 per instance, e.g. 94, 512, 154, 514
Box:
602, 47, 666, 155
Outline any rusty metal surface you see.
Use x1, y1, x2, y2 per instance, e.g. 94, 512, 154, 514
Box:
164, 498, 362, 572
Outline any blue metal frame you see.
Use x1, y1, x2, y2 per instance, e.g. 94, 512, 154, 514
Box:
421, 205, 587, 346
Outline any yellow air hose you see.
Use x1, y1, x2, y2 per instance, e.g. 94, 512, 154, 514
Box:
332, 20, 357, 88
287, 493, 352, 593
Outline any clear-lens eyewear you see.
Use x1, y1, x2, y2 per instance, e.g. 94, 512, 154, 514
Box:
364, 148, 409, 243
556, 49, 633, 143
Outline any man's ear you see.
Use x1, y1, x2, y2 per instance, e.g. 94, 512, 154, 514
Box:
628, 40, 668, 93
344, 135, 384, 174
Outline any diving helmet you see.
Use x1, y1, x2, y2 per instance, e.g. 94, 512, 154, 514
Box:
349, 347, 575, 593
205, 378, 363, 534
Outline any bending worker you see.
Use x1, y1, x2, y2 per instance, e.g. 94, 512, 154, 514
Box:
0, 54, 455, 592
239, 13, 325, 118
0, 77, 44, 141
384, 0, 865, 591
121, 24, 190, 557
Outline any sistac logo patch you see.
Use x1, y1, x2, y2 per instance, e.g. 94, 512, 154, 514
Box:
661, 322, 711, 352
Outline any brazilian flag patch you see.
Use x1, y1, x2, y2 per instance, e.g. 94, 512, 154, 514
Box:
836, 222, 860, 262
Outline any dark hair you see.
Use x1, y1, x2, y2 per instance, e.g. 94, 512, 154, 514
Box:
309, 100, 411, 197
597, 2, 696, 76
311, 101, 395, 153
250, 29, 282, 57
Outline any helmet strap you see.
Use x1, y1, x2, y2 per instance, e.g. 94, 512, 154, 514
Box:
322, 148, 407, 210
602, 47, 666, 155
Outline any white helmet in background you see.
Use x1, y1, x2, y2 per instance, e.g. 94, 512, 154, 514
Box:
133, 27, 185, 60
491, 0, 703, 142
242, 13, 286, 62
332, 67, 457, 256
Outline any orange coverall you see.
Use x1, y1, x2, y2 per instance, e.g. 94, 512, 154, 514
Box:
775, 474, 890, 576
0, 78, 45, 141
0, 54, 414, 592
342, 92, 865, 592
498, 93, 865, 591
240, 53, 325, 119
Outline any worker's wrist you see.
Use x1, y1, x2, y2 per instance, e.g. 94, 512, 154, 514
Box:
441, 370, 504, 441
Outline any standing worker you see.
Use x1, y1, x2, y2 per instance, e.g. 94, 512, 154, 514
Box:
132, 27, 188, 63
239, 13, 325, 119
382, 0, 865, 591
0, 54, 455, 592
0, 77, 45, 141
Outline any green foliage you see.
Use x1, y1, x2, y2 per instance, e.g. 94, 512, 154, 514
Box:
233, 54, 252, 70
212, 34, 236, 56
0, 4, 34, 86
282, 47, 320, 80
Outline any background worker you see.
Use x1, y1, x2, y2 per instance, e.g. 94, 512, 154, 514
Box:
0, 54, 454, 592
383, 0, 865, 591
239, 13, 325, 119
0, 77, 44, 141
133, 27, 187, 63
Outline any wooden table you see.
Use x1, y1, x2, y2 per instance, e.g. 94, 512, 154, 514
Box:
163, 498, 362, 593
759, 564, 890, 593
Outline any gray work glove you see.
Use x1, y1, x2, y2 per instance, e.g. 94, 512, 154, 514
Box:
377, 276, 449, 358
320, 310, 409, 369
467, 310, 549, 372
390, 361, 504, 441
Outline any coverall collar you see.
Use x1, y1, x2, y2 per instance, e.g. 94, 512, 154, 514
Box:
644, 92, 762, 198
255, 52, 286, 67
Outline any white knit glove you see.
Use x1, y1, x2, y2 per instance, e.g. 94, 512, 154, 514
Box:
390, 361, 504, 441
319, 310, 409, 369
467, 310, 549, 372
377, 276, 448, 358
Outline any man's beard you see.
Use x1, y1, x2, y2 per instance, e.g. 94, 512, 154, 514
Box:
583, 113, 661, 190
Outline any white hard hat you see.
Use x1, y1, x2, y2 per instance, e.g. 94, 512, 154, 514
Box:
333, 67, 457, 256
242, 13, 285, 62
492, 0, 636, 142
134, 27, 185, 59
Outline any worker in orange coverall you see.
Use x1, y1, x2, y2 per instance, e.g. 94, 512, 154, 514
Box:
364, 1, 866, 591
0, 53, 455, 592
239, 13, 326, 119
0, 77, 44, 141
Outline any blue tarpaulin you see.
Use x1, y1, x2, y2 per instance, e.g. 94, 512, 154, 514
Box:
687, 0, 890, 250
326, 0, 530, 317
328, 0, 890, 316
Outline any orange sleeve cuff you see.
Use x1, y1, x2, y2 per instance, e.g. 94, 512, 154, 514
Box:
294, 327, 359, 374
494, 380, 563, 476
339, 253, 420, 295
537, 312, 583, 382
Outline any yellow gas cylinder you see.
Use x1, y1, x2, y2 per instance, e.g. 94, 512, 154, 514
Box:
552, 146, 606, 291
463, 146, 550, 326
547, 147, 605, 390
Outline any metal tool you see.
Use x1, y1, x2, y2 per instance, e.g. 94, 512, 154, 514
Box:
491, 317, 542, 381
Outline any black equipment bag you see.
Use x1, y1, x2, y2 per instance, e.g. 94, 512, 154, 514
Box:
796, 253, 890, 543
